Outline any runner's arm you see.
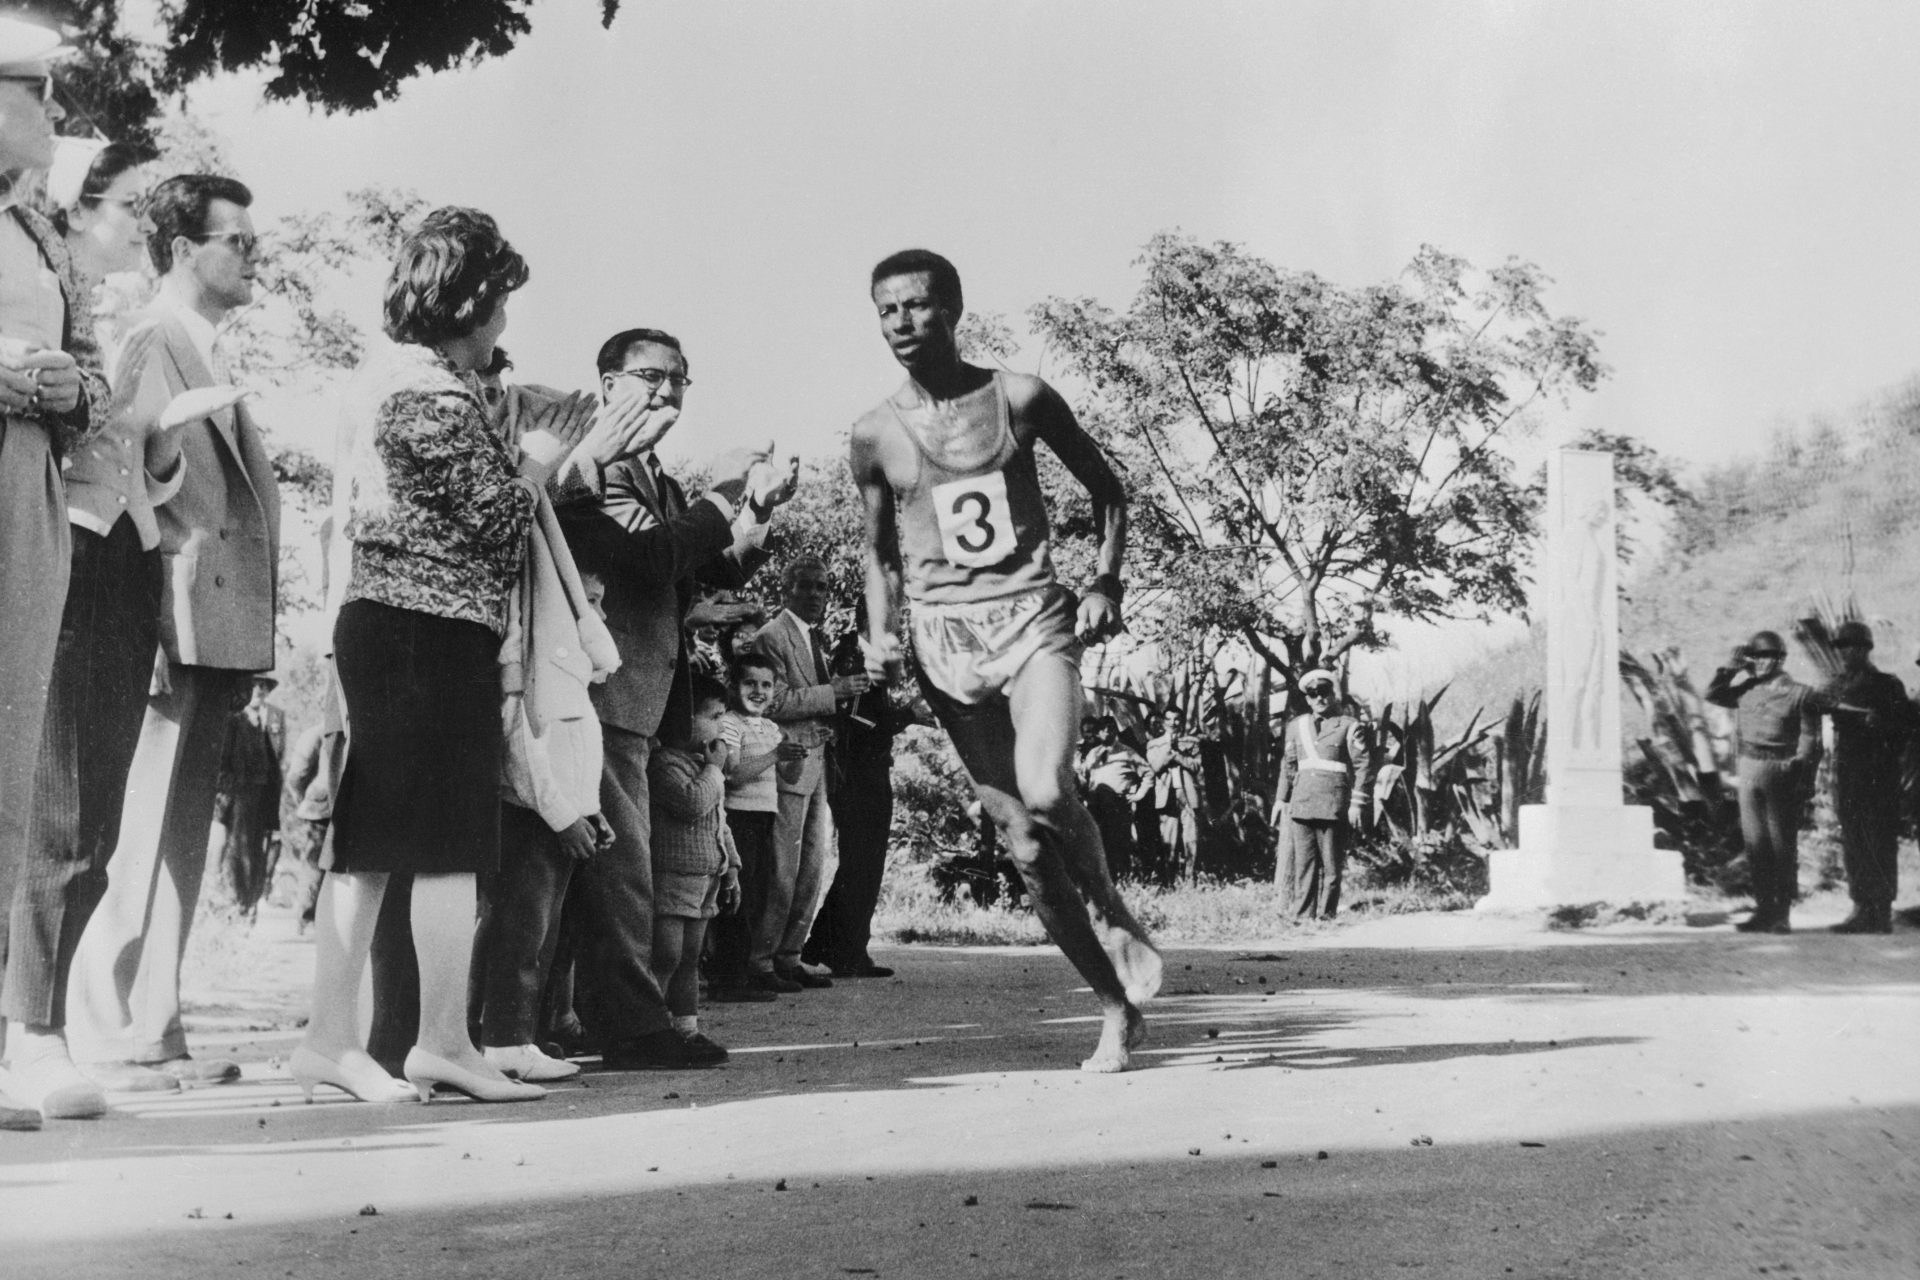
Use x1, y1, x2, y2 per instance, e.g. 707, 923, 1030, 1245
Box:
852, 415, 906, 681
1024, 378, 1126, 641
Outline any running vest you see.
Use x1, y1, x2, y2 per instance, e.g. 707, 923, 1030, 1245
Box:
886, 371, 1056, 605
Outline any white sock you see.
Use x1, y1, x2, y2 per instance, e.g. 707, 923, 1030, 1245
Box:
672, 1016, 698, 1036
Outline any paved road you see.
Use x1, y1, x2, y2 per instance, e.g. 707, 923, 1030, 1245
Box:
3, 905, 1916, 1278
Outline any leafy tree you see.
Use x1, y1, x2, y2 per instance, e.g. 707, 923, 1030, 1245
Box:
161, 0, 623, 113
1030, 232, 1645, 701
0, 2, 163, 144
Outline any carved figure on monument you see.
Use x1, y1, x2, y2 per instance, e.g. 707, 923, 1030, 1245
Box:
1568, 496, 1611, 756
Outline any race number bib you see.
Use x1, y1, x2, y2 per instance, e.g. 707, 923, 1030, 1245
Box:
931, 470, 1017, 568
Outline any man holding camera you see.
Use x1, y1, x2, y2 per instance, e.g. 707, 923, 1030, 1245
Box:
1705, 630, 1821, 933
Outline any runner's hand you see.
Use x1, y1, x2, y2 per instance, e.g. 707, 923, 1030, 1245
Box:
1076, 591, 1121, 644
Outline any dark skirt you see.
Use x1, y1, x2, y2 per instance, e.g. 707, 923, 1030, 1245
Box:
331, 598, 503, 876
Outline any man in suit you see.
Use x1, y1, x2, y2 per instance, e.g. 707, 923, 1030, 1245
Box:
748, 557, 868, 990
557, 327, 786, 1069
213, 672, 286, 917
66, 174, 279, 1088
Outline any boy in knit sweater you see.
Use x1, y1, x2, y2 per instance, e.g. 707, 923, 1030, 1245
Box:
648, 676, 742, 1058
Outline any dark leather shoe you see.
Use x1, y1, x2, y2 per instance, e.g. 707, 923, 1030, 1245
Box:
139, 1054, 241, 1086
750, 971, 803, 994
601, 1030, 717, 1071
678, 1031, 729, 1064
828, 961, 895, 979
1831, 910, 1877, 934
709, 983, 778, 1003
776, 964, 833, 989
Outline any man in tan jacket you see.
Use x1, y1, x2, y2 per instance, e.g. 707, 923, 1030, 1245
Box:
67, 174, 279, 1089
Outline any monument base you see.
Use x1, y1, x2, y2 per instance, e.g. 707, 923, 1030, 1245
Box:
1477, 803, 1688, 912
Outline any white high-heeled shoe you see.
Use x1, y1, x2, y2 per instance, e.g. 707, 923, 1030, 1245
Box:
404, 1047, 547, 1104
483, 1043, 581, 1082
289, 1046, 415, 1104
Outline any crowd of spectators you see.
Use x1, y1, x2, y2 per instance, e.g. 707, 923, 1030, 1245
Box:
0, 17, 913, 1125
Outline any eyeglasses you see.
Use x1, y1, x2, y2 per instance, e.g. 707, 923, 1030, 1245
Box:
0, 74, 54, 105
186, 230, 258, 259
610, 367, 692, 391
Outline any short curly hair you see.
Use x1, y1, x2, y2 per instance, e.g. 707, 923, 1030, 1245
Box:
382, 206, 529, 348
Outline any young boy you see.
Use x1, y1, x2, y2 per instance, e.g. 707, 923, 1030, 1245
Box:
473, 568, 618, 1082
709, 654, 804, 1001
648, 676, 743, 1058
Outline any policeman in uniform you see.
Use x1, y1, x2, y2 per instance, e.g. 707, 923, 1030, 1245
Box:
1820, 621, 1916, 934
1705, 630, 1820, 932
1276, 670, 1373, 920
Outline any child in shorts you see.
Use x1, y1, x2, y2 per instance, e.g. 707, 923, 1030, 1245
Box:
648, 675, 742, 1057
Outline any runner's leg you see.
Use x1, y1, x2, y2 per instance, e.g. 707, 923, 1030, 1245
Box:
1008, 652, 1161, 1005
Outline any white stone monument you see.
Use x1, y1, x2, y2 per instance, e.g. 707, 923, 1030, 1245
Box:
1479, 449, 1687, 910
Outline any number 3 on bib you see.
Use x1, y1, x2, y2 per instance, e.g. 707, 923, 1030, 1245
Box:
932, 471, 1017, 568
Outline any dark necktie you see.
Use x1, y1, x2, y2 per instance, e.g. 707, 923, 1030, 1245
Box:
649, 455, 679, 517
810, 627, 829, 685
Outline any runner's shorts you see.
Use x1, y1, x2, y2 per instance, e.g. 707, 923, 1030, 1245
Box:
910, 584, 1083, 793
911, 583, 1082, 706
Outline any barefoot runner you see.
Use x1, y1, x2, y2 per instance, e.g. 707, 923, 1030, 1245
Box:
851, 249, 1161, 1072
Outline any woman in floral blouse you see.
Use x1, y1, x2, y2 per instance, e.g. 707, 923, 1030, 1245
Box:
296, 207, 580, 1107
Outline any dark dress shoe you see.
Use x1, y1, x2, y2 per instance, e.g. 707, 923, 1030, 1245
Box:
709, 983, 778, 1003
140, 1055, 241, 1085
828, 961, 896, 979
601, 1030, 715, 1071
1832, 910, 1879, 934
776, 964, 833, 989
678, 1031, 729, 1064
750, 971, 803, 994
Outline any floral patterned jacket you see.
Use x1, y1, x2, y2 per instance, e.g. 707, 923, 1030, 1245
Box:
342, 343, 592, 635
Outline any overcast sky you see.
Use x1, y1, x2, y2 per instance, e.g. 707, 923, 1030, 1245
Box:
176, 0, 1920, 478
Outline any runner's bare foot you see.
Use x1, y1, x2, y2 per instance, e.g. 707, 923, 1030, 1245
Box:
1107, 928, 1163, 1006
1080, 1003, 1147, 1073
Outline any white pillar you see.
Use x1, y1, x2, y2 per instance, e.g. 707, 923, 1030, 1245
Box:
1480, 449, 1687, 911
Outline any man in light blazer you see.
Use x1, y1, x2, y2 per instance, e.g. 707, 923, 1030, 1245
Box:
66, 174, 279, 1089
747, 556, 869, 990
556, 327, 780, 1071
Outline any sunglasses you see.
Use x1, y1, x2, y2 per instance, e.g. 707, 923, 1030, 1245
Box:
0, 74, 54, 105
186, 229, 258, 259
